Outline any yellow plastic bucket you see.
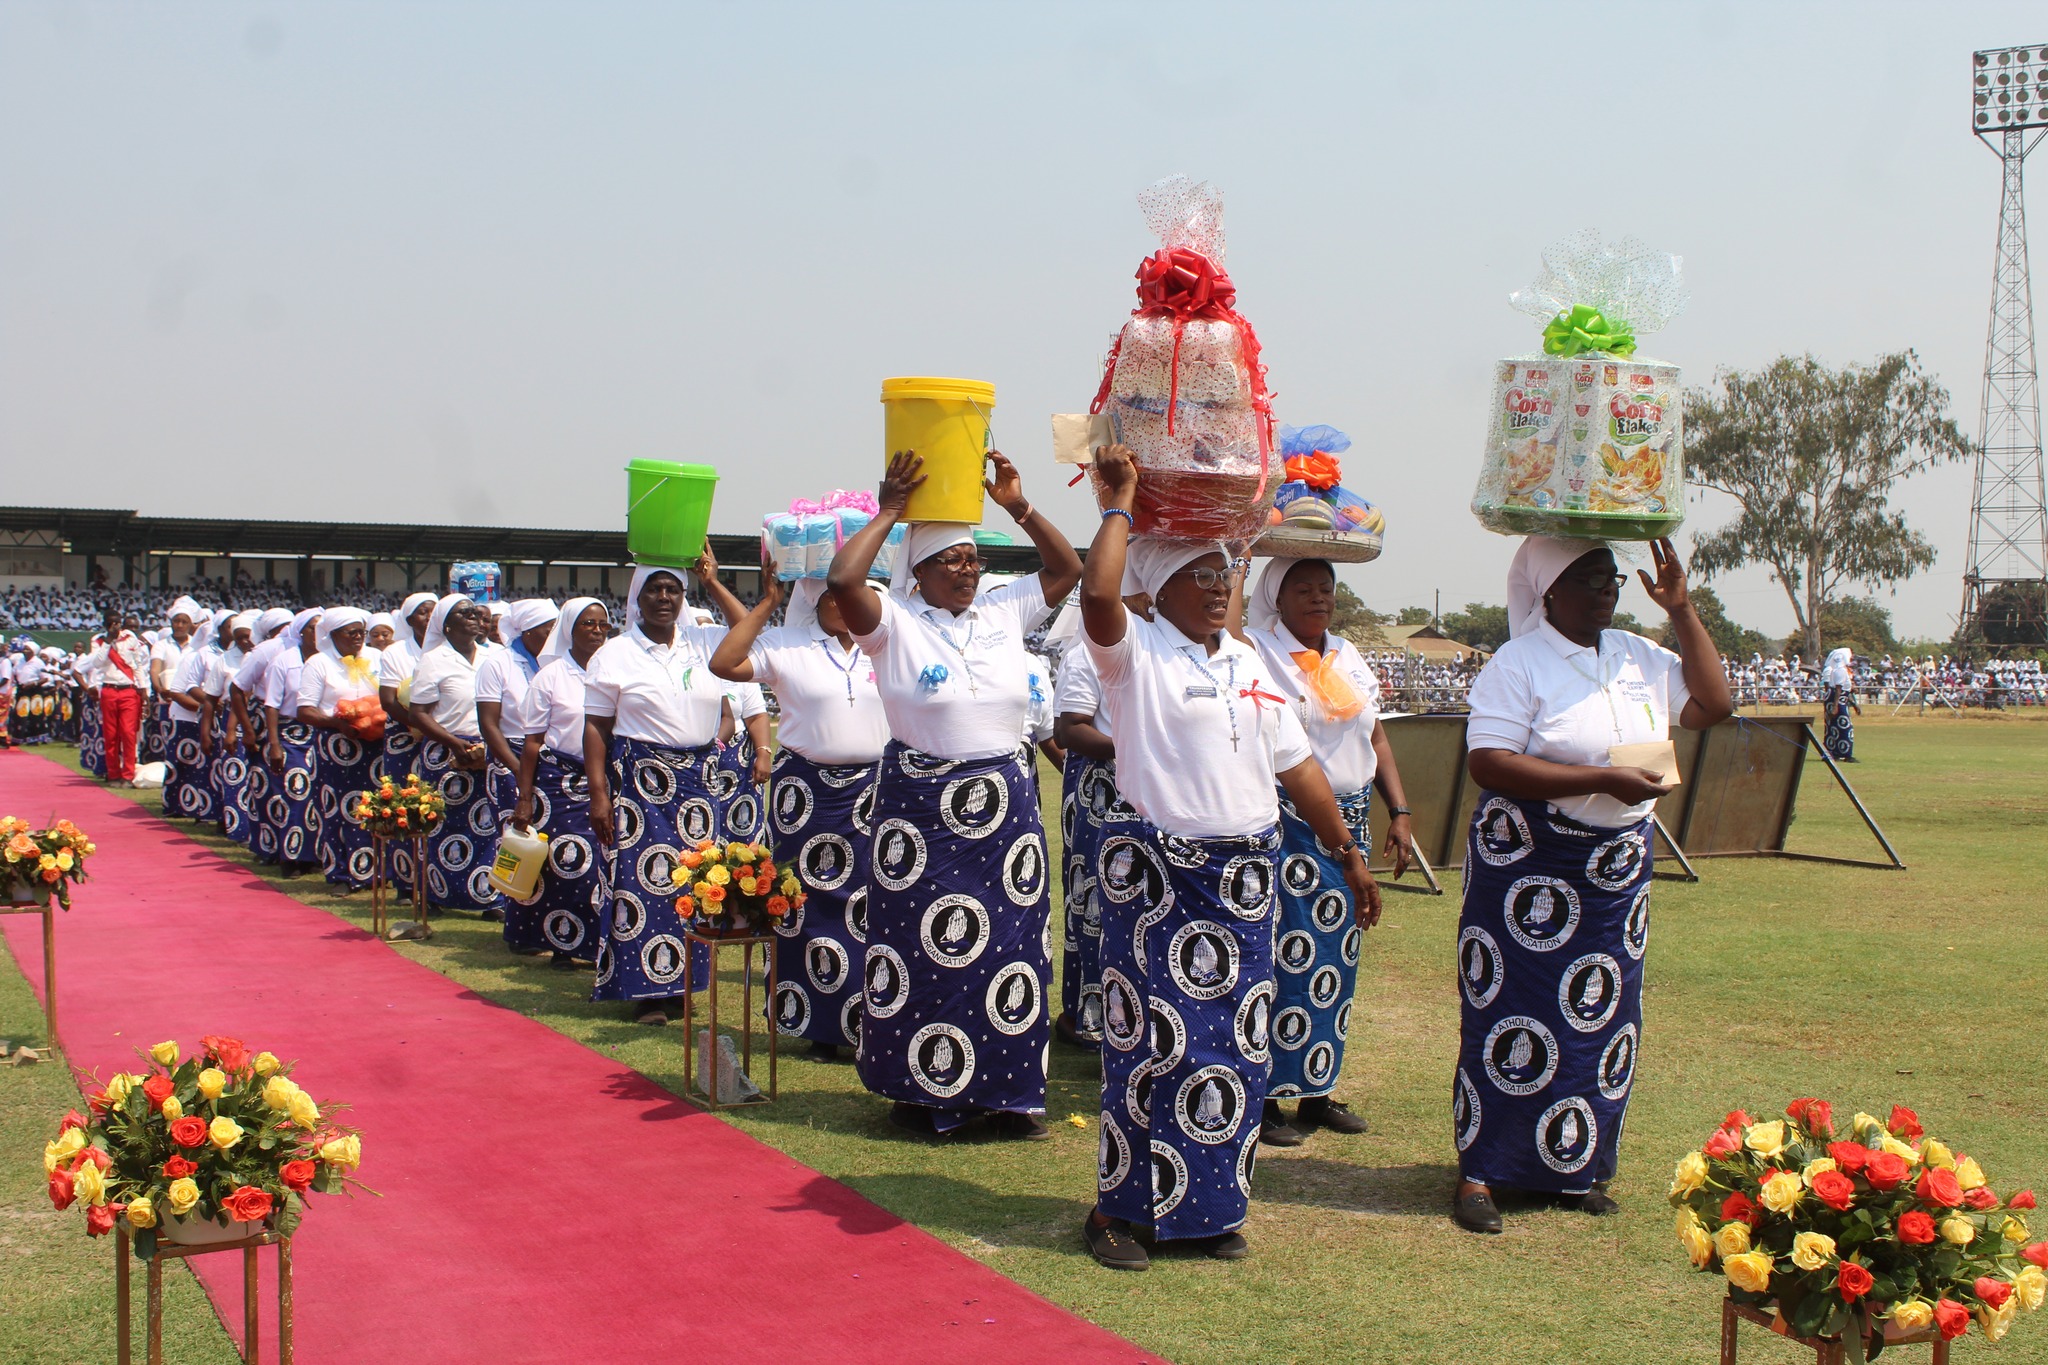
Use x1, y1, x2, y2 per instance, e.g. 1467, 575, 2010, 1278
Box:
880, 377, 994, 524
626, 460, 718, 567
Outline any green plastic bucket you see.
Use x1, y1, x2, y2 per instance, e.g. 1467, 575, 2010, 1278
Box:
625, 460, 718, 567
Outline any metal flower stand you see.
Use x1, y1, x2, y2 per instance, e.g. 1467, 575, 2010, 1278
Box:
679, 926, 779, 1110
2, 888, 59, 1049
1721, 1297, 1949, 1365
368, 834, 429, 941
116, 1223, 293, 1365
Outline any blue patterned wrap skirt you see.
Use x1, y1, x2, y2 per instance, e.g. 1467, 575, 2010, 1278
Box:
80, 693, 105, 776
258, 719, 322, 865
856, 743, 1051, 1127
1095, 818, 1279, 1241
415, 738, 504, 913
1452, 792, 1650, 1196
592, 735, 721, 1002
162, 716, 216, 822
767, 746, 879, 1048
314, 729, 383, 889
1267, 787, 1369, 1099
504, 748, 608, 958
707, 734, 767, 844
1058, 754, 1139, 1042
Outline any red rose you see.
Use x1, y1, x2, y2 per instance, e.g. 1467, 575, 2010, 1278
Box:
74, 1146, 109, 1171
2024, 1243, 2048, 1270
161, 1156, 197, 1179
85, 1203, 119, 1237
201, 1034, 250, 1073
59, 1108, 89, 1134
169, 1116, 207, 1148
1975, 1276, 2013, 1310
142, 1075, 174, 1110
1724, 1109, 1753, 1129
222, 1185, 273, 1223
1722, 1191, 1762, 1228
48, 1167, 76, 1210
1864, 1151, 1909, 1191
1917, 1168, 1964, 1208
1932, 1298, 1970, 1341
1964, 1186, 1999, 1211
280, 1160, 317, 1192
1812, 1170, 1857, 1212
1827, 1142, 1870, 1176
1787, 1097, 1834, 1137
2012, 1189, 2037, 1210
1837, 1261, 1874, 1301
1704, 1128, 1741, 1159
1887, 1105, 1923, 1140
1897, 1210, 1938, 1245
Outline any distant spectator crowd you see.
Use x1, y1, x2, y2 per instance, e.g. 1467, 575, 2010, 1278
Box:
1720, 653, 2047, 709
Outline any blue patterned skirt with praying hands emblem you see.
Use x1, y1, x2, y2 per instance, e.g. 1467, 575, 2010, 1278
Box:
592, 735, 718, 1002
1452, 792, 1650, 1196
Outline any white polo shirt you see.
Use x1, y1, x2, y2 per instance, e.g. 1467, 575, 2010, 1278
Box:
1248, 625, 1382, 795
520, 655, 595, 760
1465, 621, 1692, 829
474, 648, 537, 740
379, 639, 421, 689
233, 637, 291, 702
582, 623, 728, 750
204, 646, 241, 701
1023, 652, 1056, 746
747, 626, 888, 765
1086, 610, 1312, 839
725, 680, 768, 722
1053, 644, 1111, 740
151, 636, 185, 690
410, 643, 483, 740
853, 578, 1054, 761
262, 647, 306, 715
296, 648, 385, 717
165, 646, 211, 723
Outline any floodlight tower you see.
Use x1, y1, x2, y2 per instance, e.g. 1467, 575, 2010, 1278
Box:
1961, 45, 2048, 652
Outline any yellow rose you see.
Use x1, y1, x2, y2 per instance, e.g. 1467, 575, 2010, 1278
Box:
262, 1076, 299, 1111
104, 1073, 136, 1105
1671, 1151, 1709, 1197
196, 1068, 227, 1099
1760, 1170, 1804, 1214
1791, 1231, 1836, 1271
1888, 1300, 1934, 1332
159, 1095, 183, 1122
207, 1116, 244, 1150
1955, 1155, 1985, 1191
72, 1162, 106, 1205
675, 866, 694, 888
125, 1196, 157, 1229
252, 1052, 281, 1077
1940, 1216, 1975, 1246
1922, 1138, 1954, 1170
707, 864, 731, 886
1675, 1209, 1714, 1268
319, 1133, 361, 1171
1715, 1221, 1753, 1258
2004, 1216, 2030, 1244
165, 1177, 200, 1215
2014, 1266, 2047, 1313
738, 877, 758, 896
1879, 1133, 1920, 1163
44, 1127, 86, 1173
1980, 1298, 2019, 1344
149, 1040, 180, 1066
54, 850, 73, 870
1746, 1120, 1789, 1159
1801, 1157, 1839, 1187
1724, 1250, 1775, 1295
288, 1090, 320, 1130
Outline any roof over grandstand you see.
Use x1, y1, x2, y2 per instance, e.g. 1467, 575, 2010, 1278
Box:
0, 505, 1052, 573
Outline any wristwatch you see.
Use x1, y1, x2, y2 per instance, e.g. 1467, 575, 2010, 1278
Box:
1334, 840, 1362, 858
1386, 805, 1412, 819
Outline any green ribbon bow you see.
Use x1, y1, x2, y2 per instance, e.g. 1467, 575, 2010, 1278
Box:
1540, 303, 1637, 358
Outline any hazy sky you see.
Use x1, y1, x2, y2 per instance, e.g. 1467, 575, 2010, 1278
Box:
3, 1, 2041, 642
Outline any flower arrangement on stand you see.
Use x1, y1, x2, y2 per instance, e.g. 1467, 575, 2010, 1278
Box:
43, 1035, 367, 1257
1671, 1098, 2046, 1346
351, 774, 445, 841
1, 816, 95, 907
674, 840, 804, 936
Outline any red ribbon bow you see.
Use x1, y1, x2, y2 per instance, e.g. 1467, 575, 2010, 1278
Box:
1239, 684, 1287, 710
1135, 247, 1237, 318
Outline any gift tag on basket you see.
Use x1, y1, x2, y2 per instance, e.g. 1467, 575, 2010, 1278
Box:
1051, 413, 1116, 465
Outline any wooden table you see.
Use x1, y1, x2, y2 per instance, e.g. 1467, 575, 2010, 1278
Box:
117, 1223, 293, 1365
679, 927, 779, 1110
1721, 1297, 1949, 1365
1, 890, 58, 1048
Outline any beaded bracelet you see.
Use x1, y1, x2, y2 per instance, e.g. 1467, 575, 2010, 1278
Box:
1101, 508, 1135, 528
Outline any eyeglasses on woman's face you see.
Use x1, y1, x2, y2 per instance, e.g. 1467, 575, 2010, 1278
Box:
1559, 571, 1627, 594
927, 550, 984, 573
1170, 565, 1234, 592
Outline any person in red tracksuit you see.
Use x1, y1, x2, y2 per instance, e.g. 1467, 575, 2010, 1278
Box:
85, 611, 153, 786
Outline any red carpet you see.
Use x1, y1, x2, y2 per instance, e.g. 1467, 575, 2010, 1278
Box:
0, 753, 1154, 1364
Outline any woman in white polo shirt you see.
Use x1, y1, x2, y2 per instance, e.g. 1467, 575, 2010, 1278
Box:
1077, 446, 1377, 1270
825, 450, 1081, 1140
376, 589, 440, 786
511, 596, 614, 968
159, 605, 220, 823
1243, 557, 1417, 1147
1450, 536, 1730, 1235
581, 549, 750, 1025
477, 598, 560, 946
712, 572, 890, 1062
408, 595, 504, 917
294, 607, 384, 890
259, 609, 322, 873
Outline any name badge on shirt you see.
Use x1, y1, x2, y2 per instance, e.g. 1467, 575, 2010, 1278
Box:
1183, 683, 1219, 700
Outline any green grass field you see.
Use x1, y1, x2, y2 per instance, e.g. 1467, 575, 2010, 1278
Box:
4, 710, 2046, 1363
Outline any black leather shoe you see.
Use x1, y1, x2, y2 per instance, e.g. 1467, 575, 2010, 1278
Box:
1192, 1230, 1249, 1260
1259, 1102, 1305, 1148
1574, 1182, 1620, 1217
989, 1112, 1051, 1141
1084, 1214, 1150, 1271
1055, 1013, 1101, 1050
888, 1102, 939, 1136
1454, 1185, 1504, 1234
1296, 1096, 1369, 1135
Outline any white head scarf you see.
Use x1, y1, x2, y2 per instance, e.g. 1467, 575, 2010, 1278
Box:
1506, 535, 1610, 640
1122, 536, 1229, 601
622, 566, 688, 633
369, 611, 396, 637
1248, 556, 1334, 634
890, 523, 977, 601
316, 606, 371, 660
422, 594, 471, 652
394, 591, 438, 656
539, 597, 610, 667
1822, 648, 1853, 686
209, 608, 238, 645
487, 600, 510, 619
254, 607, 295, 640
285, 607, 322, 651
503, 598, 558, 640
790, 578, 881, 635
167, 595, 205, 626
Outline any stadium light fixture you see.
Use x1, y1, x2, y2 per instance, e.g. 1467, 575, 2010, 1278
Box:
1974, 44, 2048, 131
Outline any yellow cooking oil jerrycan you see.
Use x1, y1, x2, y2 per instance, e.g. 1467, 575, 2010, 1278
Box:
488, 824, 549, 903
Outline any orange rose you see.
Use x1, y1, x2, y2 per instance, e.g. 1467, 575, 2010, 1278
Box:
766, 896, 790, 916
703, 884, 726, 903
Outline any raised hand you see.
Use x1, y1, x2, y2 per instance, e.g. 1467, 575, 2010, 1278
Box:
1637, 537, 1691, 616
984, 451, 1026, 516
879, 450, 927, 514
1092, 443, 1138, 507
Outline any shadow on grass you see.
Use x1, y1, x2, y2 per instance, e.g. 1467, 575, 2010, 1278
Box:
1252, 1155, 1462, 1217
